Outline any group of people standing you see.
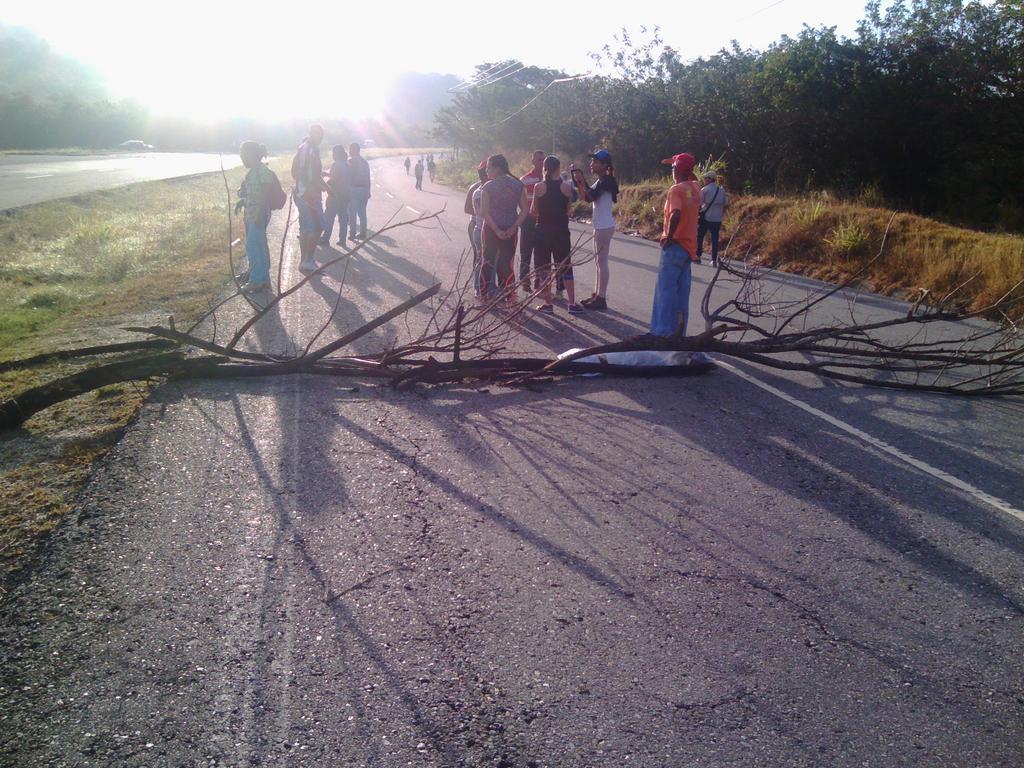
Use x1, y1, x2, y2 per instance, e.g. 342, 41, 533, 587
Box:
462, 147, 728, 339
406, 154, 437, 190
464, 149, 620, 315
291, 124, 373, 275
233, 124, 373, 292
235, 129, 729, 342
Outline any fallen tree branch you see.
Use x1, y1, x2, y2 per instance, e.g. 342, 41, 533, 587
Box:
303, 283, 442, 364
0, 340, 177, 373
0, 352, 185, 430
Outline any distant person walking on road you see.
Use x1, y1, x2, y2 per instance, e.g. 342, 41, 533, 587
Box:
404, 156, 411, 175
570, 149, 619, 310
427, 157, 437, 183
234, 141, 274, 292
321, 144, 352, 247
479, 154, 528, 302
464, 161, 488, 296
533, 155, 581, 314
518, 150, 545, 292
697, 170, 728, 266
347, 142, 371, 241
291, 124, 326, 274
646, 152, 701, 337
414, 159, 424, 190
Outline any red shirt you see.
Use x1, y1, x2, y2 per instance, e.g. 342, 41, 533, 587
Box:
520, 168, 542, 218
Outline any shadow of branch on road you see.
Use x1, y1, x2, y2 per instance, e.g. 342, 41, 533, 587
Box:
225, 385, 481, 766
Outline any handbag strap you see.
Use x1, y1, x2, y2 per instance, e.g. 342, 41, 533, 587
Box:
704, 185, 721, 210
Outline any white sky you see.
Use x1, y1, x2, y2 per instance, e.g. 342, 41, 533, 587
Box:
1, 0, 886, 120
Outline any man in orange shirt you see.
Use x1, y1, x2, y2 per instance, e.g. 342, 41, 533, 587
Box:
649, 152, 701, 336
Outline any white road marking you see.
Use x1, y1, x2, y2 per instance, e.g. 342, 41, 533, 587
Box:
717, 360, 1024, 524
406, 205, 422, 215
385, 192, 394, 199
25, 174, 53, 179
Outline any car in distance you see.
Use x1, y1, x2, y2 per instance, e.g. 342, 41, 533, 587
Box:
118, 139, 156, 151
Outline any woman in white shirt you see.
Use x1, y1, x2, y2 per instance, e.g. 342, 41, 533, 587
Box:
571, 149, 619, 310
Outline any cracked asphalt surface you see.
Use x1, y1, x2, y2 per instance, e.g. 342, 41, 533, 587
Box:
2, 157, 1022, 767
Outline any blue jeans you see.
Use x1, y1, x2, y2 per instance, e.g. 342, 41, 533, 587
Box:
349, 187, 370, 237
473, 225, 483, 294
650, 242, 693, 336
322, 195, 349, 243
244, 218, 270, 285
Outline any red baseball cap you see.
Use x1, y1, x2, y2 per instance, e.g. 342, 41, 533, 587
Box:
662, 153, 696, 172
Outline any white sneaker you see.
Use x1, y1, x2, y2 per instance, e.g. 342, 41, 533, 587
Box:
298, 260, 317, 274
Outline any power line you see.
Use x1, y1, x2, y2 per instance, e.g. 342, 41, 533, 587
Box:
467, 72, 594, 130
448, 62, 510, 93
737, 0, 787, 23
449, 61, 524, 93
468, 62, 527, 90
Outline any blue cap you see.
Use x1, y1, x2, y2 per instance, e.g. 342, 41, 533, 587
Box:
587, 149, 613, 164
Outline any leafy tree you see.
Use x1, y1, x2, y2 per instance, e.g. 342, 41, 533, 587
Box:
435, 1, 1023, 230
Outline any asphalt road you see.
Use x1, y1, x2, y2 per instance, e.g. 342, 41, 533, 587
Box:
1, 157, 1022, 767
0, 152, 243, 210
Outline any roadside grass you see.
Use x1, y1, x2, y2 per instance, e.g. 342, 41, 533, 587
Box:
570, 182, 1024, 320
0, 147, 441, 582
444, 148, 1022, 318
0, 162, 264, 581
726, 196, 1024, 317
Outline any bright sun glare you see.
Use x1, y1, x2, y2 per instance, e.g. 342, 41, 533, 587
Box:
4, 0, 880, 122
5, 1, 404, 122
132, 61, 391, 123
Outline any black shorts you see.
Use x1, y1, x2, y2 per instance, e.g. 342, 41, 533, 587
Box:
535, 228, 572, 275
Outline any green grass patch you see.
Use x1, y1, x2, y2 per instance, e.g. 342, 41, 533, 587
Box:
0, 162, 267, 582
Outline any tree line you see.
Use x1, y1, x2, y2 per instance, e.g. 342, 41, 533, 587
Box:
434, 0, 1024, 232
0, 24, 454, 152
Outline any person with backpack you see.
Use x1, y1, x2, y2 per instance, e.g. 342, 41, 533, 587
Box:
234, 140, 281, 293
570, 149, 619, 310
347, 142, 371, 241
532, 155, 581, 314
697, 170, 728, 266
291, 124, 326, 274
321, 145, 352, 247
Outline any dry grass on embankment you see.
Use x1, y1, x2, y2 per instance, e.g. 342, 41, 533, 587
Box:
441, 149, 1023, 318
583, 186, 1024, 320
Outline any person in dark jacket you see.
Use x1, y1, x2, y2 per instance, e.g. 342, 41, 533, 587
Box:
321, 145, 352, 247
